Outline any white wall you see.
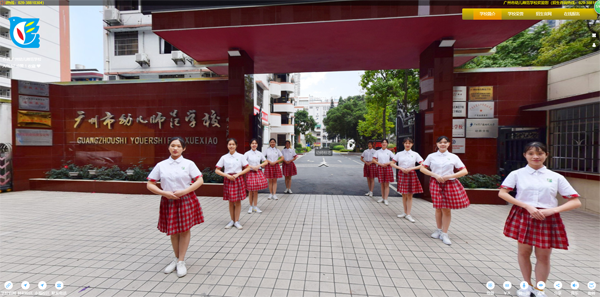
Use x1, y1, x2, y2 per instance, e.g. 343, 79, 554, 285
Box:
548, 52, 600, 101
103, 9, 205, 78
0, 103, 11, 143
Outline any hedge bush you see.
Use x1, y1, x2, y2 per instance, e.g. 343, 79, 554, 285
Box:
332, 145, 345, 151
458, 174, 501, 189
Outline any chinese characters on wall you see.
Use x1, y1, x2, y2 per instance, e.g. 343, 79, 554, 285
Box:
73, 110, 221, 130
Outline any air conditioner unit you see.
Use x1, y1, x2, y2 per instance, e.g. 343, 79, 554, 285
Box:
103, 8, 122, 26
107, 75, 119, 81
171, 51, 185, 65
135, 53, 150, 67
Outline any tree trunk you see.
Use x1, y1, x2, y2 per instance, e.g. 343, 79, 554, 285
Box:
382, 104, 387, 140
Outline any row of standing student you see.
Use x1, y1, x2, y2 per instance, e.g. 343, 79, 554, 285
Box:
360, 137, 581, 297
361, 136, 469, 245
146, 136, 580, 297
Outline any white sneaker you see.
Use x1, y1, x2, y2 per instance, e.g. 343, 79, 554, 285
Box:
163, 258, 178, 274
254, 207, 262, 213
365, 192, 371, 196
273, 195, 279, 200
288, 189, 293, 194
384, 200, 389, 206
517, 285, 534, 297
248, 207, 253, 214
224, 221, 234, 229
377, 199, 384, 203
405, 215, 416, 223
234, 221, 243, 229
533, 290, 547, 297
397, 213, 406, 218
369, 192, 373, 197
176, 261, 187, 277
268, 194, 273, 200
431, 229, 442, 239
284, 189, 289, 194
440, 233, 452, 245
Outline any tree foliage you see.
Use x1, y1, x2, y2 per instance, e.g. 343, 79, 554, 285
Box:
323, 95, 367, 147
294, 109, 317, 139
305, 132, 317, 146
357, 99, 395, 139
462, 23, 551, 68
533, 20, 599, 66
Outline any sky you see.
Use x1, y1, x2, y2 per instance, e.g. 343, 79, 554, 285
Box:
69, 6, 365, 99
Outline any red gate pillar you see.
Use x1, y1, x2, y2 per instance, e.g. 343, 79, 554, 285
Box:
418, 40, 454, 199
228, 50, 254, 152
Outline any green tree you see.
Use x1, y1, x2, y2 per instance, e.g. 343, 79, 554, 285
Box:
360, 70, 405, 139
323, 95, 367, 147
534, 20, 599, 66
305, 132, 317, 146
358, 99, 395, 139
294, 110, 317, 143
462, 23, 551, 68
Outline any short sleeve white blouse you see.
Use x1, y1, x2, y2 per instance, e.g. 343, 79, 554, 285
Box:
244, 149, 266, 167
422, 151, 466, 180
374, 149, 395, 165
361, 148, 376, 162
500, 165, 579, 208
393, 150, 424, 168
147, 156, 202, 192
216, 152, 249, 174
264, 147, 283, 162
282, 148, 297, 161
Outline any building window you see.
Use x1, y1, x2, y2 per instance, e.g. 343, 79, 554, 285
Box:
277, 134, 286, 146
115, 0, 139, 11
256, 84, 264, 108
160, 38, 179, 54
549, 103, 599, 173
114, 32, 138, 56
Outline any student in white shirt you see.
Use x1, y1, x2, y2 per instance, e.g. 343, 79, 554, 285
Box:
244, 138, 268, 214
420, 135, 469, 245
499, 142, 581, 297
372, 139, 395, 205
390, 137, 423, 223
216, 138, 251, 230
361, 140, 378, 197
147, 137, 204, 278
263, 138, 283, 200
281, 140, 298, 194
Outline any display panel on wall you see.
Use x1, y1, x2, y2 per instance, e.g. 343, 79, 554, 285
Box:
452, 138, 465, 154
17, 111, 51, 128
453, 86, 467, 102
453, 119, 465, 137
468, 101, 494, 118
15, 129, 52, 146
466, 119, 498, 138
453, 102, 466, 117
18, 81, 49, 97
18, 95, 49, 111
469, 86, 493, 101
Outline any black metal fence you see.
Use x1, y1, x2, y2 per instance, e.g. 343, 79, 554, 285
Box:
0, 143, 12, 193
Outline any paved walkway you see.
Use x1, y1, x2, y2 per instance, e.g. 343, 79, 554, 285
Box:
0, 191, 598, 297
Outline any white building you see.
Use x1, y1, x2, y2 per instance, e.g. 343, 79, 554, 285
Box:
253, 73, 300, 151
0, 5, 70, 144
294, 96, 338, 148
102, 1, 211, 80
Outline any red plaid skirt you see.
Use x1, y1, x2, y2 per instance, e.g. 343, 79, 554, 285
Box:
158, 192, 204, 236
246, 170, 268, 191
377, 166, 394, 183
363, 163, 378, 179
429, 179, 470, 209
223, 174, 247, 202
504, 205, 569, 250
397, 170, 423, 194
282, 162, 297, 177
264, 164, 282, 179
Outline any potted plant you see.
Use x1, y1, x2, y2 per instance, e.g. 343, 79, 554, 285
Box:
458, 174, 506, 205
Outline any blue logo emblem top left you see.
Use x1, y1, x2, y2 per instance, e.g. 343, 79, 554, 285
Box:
8, 17, 40, 48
